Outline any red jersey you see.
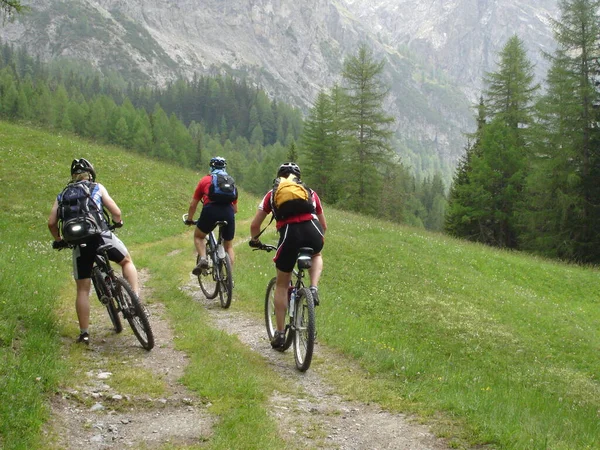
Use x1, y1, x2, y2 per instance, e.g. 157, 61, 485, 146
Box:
193, 174, 238, 206
258, 190, 323, 229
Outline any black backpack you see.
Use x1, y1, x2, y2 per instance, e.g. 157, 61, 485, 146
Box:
208, 170, 238, 203
58, 181, 108, 245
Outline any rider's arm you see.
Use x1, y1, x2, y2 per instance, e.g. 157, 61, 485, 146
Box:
187, 197, 201, 221
48, 199, 61, 241
317, 212, 327, 234
100, 185, 122, 223
313, 191, 327, 233
250, 209, 268, 240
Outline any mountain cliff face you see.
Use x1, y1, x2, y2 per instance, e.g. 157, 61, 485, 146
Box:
344, 0, 558, 98
0, 0, 559, 181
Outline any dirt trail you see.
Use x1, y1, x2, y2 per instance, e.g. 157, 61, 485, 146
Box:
182, 278, 451, 450
47, 269, 451, 449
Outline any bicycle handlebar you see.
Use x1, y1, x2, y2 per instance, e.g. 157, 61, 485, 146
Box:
182, 213, 197, 226
252, 243, 277, 252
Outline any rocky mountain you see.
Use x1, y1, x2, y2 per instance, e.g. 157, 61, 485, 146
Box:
344, 0, 558, 99
0, 0, 559, 182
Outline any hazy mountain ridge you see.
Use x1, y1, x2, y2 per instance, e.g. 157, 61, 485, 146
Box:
344, 0, 558, 98
0, 0, 558, 180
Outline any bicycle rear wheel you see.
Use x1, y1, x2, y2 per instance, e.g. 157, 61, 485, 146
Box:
115, 277, 154, 350
293, 287, 315, 371
217, 254, 233, 309
92, 267, 122, 333
198, 250, 218, 299
264, 277, 293, 351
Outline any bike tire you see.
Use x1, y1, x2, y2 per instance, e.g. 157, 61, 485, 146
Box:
92, 267, 123, 333
198, 250, 218, 300
115, 277, 154, 350
293, 287, 315, 371
264, 277, 293, 351
217, 254, 233, 309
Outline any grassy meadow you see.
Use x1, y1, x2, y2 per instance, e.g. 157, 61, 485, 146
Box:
1, 120, 600, 449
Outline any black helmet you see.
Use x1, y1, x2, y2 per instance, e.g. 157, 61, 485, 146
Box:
277, 162, 301, 178
210, 156, 227, 169
70, 158, 96, 181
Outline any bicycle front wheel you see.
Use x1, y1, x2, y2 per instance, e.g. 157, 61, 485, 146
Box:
264, 277, 293, 351
92, 267, 122, 333
115, 277, 154, 350
198, 251, 218, 299
293, 287, 315, 371
217, 254, 233, 309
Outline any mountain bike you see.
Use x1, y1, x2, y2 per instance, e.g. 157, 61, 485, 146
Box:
56, 225, 154, 350
182, 214, 233, 308
255, 244, 316, 372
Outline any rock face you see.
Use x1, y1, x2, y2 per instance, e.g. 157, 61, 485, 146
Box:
344, 0, 558, 99
0, 0, 559, 179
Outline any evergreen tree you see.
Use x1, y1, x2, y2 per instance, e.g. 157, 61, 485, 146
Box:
449, 36, 538, 248
301, 90, 338, 202
341, 45, 394, 215
445, 98, 486, 239
521, 0, 600, 261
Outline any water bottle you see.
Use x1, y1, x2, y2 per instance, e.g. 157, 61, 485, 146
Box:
217, 243, 226, 259
288, 286, 296, 318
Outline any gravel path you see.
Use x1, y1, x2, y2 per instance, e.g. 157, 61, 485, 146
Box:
46, 268, 451, 449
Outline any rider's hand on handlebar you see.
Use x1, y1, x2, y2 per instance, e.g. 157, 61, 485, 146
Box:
112, 220, 123, 228
52, 240, 68, 250
249, 238, 262, 248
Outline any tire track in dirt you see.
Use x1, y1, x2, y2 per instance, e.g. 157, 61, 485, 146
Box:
46, 269, 214, 449
182, 275, 451, 450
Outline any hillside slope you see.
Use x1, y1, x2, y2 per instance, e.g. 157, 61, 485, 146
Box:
2, 121, 600, 448
3, 0, 559, 181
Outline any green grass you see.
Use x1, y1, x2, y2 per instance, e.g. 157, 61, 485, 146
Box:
2, 121, 600, 449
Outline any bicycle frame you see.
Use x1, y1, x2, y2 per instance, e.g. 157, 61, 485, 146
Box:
183, 214, 233, 308
260, 245, 316, 371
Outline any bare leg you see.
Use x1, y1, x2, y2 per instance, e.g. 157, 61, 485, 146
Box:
118, 254, 139, 294
224, 239, 235, 266
275, 270, 293, 332
309, 253, 323, 287
194, 227, 208, 258
75, 278, 92, 330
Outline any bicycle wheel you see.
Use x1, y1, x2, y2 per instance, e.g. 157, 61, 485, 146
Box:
115, 277, 154, 350
217, 254, 233, 309
92, 267, 122, 333
264, 277, 293, 351
293, 287, 316, 371
197, 250, 218, 300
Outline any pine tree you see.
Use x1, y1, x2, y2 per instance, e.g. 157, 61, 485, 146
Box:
301, 90, 338, 202
450, 36, 538, 248
521, 0, 600, 261
446, 98, 486, 239
341, 45, 394, 215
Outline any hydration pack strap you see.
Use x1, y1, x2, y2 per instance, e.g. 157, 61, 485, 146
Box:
253, 214, 274, 240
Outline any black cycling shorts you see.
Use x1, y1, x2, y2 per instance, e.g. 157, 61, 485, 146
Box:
274, 219, 324, 273
196, 203, 236, 241
72, 231, 128, 280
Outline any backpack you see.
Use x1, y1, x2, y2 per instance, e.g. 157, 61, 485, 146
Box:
270, 174, 315, 220
208, 170, 238, 203
58, 181, 108, 245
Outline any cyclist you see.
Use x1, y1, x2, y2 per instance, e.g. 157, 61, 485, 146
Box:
48, 158, 139, 345
249, 162, 327, 349
185, 156, 238, 275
